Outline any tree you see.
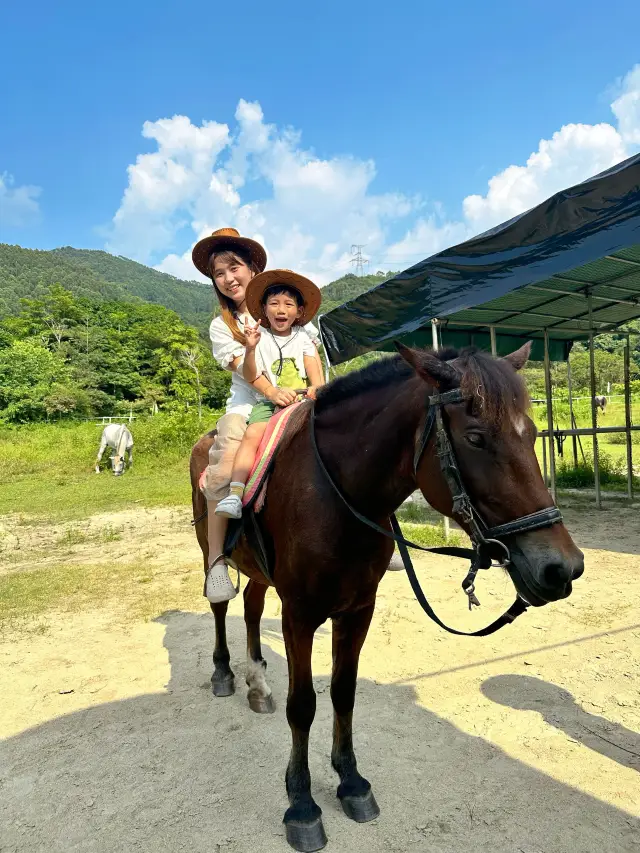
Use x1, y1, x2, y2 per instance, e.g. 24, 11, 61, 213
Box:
568, 350, 625, 392
0, 340, 70, 422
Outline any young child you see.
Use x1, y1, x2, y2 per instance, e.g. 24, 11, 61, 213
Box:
215, 269, 325, 520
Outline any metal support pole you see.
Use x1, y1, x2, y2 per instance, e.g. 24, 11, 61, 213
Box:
567, 359, 578, 467
431, 319, 449, 541
431, 318, 439, 350
588, 293, 601, 509
543, 330, 557, 502
489, 325, 497, 356
624, 335, 633, 501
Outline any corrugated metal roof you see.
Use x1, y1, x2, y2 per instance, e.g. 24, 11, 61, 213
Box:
442, 250, 640, 343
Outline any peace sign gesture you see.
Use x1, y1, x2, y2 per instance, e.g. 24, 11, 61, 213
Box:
244, 316, 262, 350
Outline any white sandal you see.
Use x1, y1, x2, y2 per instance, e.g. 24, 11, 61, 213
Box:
205, 555, 240, 603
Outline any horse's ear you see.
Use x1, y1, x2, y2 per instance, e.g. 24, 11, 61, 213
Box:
502, 341, 532, 372
395, 341, 459, 387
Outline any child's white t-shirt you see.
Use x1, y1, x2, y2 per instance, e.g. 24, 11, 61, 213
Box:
254, 327, 317, 391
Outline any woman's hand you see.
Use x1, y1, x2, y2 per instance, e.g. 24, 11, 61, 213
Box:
244, 317, 262, 349
265, 386, 297, 407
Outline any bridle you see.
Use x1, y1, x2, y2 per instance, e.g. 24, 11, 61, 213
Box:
310, 385, 563, 637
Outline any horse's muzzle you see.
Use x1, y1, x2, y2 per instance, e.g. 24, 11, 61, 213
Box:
507, 537, 584, 606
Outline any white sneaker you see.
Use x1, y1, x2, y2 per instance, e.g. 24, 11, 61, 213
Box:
215, 494, 243, 519
205, 559, 238, 604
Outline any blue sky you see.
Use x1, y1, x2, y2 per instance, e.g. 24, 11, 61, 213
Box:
1, 0, 639, 283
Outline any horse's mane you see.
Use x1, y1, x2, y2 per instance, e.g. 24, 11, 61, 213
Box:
315, 347, 529, 423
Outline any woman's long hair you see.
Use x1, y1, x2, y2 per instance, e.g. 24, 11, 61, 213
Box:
208, 246, 261, 345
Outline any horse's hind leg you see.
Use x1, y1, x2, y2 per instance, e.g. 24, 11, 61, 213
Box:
331, 605, 380, 823
244, 580, 275, 714
211, 601, 235, 697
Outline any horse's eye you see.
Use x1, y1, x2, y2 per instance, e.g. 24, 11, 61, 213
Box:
466, 432, 485, 449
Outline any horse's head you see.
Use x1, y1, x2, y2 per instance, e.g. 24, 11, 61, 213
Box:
111, 454, 125, 476
399, 342, 584, 606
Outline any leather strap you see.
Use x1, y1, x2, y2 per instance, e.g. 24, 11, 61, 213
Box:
391, 516, 528, 637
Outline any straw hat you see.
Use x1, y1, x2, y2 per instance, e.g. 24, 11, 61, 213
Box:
246, 269, 322, 325
192, 228, 267, 278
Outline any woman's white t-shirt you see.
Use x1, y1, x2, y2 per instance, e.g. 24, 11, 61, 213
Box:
209, 313, 321, 419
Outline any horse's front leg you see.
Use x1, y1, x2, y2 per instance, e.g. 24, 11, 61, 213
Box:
331, 605, 380, 823
282, 603, 327, 852
94, 440, 107, 473
244, 580, 275, 714
127, 447, 133, 469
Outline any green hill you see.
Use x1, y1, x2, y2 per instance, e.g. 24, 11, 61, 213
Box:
319, 271, 397, 315
0, 244, 214, 333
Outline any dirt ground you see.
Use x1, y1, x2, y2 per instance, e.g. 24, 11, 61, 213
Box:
1, 501, 639, 853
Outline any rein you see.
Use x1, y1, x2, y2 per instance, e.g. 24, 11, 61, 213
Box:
310, 386, 563, 637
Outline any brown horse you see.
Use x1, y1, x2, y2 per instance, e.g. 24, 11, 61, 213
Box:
189, 342, 584, 852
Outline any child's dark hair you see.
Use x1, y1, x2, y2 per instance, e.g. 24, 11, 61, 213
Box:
261, 284, 304, 308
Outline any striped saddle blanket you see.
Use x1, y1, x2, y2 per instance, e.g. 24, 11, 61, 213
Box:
242, 402, 303, 512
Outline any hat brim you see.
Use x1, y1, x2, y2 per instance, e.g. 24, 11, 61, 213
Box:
246, 270, 322, 325
192, 234, 267, 278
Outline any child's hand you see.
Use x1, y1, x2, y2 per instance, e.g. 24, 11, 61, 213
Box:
266, 387, 297, 407
306, 386, 318, 400
244, 317, 262, 349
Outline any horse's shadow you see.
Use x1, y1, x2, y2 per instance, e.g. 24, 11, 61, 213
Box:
2, 610, 638, 853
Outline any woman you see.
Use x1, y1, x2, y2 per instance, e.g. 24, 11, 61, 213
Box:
192, 228, 323, 603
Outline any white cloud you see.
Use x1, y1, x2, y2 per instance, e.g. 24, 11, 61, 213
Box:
107, 67, 640, 285
0, 172, 41, 227
462, 123, 627, 232
611, 64, 640, 146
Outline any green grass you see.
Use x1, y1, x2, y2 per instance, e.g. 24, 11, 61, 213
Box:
0, 457, 195, 519
531, 396, 640, 431
531, 394, 639, 493
395, 500, 463, 547
0, 412, 222, 519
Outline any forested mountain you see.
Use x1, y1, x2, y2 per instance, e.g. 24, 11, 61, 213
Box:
318, 271, 396, 314
0, 244, 214, 334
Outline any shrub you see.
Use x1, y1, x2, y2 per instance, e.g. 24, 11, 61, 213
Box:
555, 451, 639, 490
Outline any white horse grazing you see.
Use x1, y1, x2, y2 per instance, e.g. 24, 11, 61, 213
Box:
95, 424, 134, 476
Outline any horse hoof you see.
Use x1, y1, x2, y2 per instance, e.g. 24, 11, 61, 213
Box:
340, 789, 380, 823
248, 690, 276, 714
285, 817, 327, 852
211, 676, 235, 698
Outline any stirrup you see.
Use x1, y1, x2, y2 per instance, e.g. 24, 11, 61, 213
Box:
205, 554, 240, 603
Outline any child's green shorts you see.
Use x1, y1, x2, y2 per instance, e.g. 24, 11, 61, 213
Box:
247, 400, 277, 425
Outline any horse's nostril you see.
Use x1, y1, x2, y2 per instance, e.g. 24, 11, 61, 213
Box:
544, 562, 573, 588
572, 560, 585, 580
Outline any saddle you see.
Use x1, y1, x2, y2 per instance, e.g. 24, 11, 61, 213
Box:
224, 401, 305, 582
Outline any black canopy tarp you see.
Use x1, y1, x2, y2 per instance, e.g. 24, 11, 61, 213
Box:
319, 153, 640, 363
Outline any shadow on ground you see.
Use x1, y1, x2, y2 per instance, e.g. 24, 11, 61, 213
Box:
2, 610, 638, 853
482, 674, 640, 772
